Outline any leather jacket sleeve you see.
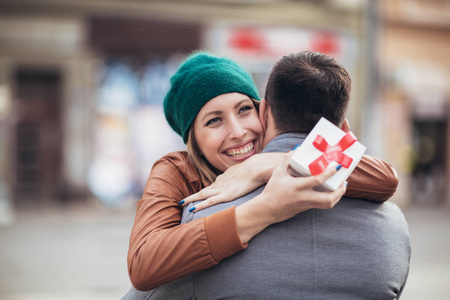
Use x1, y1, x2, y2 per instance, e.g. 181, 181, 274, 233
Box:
345, 154, 399, 202
127, 152, 246, 291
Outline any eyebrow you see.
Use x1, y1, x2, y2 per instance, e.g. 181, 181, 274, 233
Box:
199, 98, 251, 122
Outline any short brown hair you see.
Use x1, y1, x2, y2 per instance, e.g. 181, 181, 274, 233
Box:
265, 51, 351, 134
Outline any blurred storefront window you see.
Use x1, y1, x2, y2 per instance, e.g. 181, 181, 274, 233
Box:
88, 61, 138, 206
88, 58, 185, 206
205, 22, 357, 111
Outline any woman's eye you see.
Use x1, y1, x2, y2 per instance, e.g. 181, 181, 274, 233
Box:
239, 105, 253, 114
206, 117, 221, 126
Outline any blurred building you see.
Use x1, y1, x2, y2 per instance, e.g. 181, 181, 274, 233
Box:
0, 0, 448, 215
379, 0, 450, 206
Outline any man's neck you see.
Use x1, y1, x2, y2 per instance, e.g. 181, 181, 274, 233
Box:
262, 127, 278, 149
262, 132, 308, 153
263, 129, 310, 149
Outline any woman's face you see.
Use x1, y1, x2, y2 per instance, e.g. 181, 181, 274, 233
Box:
193, 92, 263, 172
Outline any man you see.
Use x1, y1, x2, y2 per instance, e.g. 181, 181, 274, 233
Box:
123, 51, 410, 299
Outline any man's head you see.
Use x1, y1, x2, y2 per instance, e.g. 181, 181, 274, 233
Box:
261, 51, 351, 144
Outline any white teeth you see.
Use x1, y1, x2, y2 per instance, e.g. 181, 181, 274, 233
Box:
226, 143, 254, 158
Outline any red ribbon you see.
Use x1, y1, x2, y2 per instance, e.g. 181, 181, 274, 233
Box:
308, 132, 357, 175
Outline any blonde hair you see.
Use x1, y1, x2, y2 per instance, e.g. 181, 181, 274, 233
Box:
187, 127, 218, 185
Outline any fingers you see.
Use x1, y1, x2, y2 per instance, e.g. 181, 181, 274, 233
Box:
181, 188, 230, 212
182, 188, 217, 206
272, 153, 293, 177
309, 181, 346, 210
189, 195, 224, 212
301, 163, 341, 188
327, 181, 346, 206
338, 181, 347, 197
324, 181, 346, 208
283, 151, 295, 167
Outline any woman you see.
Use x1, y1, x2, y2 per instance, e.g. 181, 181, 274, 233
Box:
127, 52, 398, 291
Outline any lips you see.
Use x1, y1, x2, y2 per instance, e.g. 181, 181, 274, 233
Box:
225, 141, 255, 158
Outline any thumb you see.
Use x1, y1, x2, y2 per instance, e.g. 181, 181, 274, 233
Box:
282, 152, 295, 170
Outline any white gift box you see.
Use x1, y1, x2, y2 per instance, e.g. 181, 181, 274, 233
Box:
289, 117, 366, 191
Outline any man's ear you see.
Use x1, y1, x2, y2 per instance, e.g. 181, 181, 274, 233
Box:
340, 118, 351, 132
259, 98, 269, 133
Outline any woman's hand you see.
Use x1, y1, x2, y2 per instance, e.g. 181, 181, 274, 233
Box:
182, 153, 284, 211
259, 152, 346, 224
235, 152, 346, 243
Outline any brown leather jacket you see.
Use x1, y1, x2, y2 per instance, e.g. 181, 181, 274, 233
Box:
127, 151, 398, 291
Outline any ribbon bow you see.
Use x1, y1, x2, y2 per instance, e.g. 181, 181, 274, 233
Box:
308, 132, 357, 175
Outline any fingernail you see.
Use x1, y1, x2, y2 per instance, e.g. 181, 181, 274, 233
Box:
345, 181, 348, 187
336, 164, 342, 170
178, 199, 185, 205
189, 207, 196, 213
292, 143, 300, 150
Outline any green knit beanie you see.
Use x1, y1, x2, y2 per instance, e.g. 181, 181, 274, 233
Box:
164, 52, 260, 143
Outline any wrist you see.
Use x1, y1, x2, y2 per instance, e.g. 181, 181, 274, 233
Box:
246, 155, 267, 184
248, 153, 279, 185
235, 193, 274, 243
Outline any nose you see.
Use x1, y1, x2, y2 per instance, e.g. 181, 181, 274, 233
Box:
228, 117, 246, 140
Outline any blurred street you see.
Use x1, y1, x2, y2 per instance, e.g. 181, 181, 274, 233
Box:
400, 204, 450, 300
0, 202, 449, 300
0, 204, 135, 300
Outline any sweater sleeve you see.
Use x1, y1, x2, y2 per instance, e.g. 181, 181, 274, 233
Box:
127, 152, 246, 291
344, 154, 399, 202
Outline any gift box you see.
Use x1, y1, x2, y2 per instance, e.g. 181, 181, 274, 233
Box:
289, 117, 366, 191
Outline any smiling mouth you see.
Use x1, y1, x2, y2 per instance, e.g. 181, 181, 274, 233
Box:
225, 142, 255, 158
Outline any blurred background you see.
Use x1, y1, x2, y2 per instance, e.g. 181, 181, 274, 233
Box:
0, 0, 449, 299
